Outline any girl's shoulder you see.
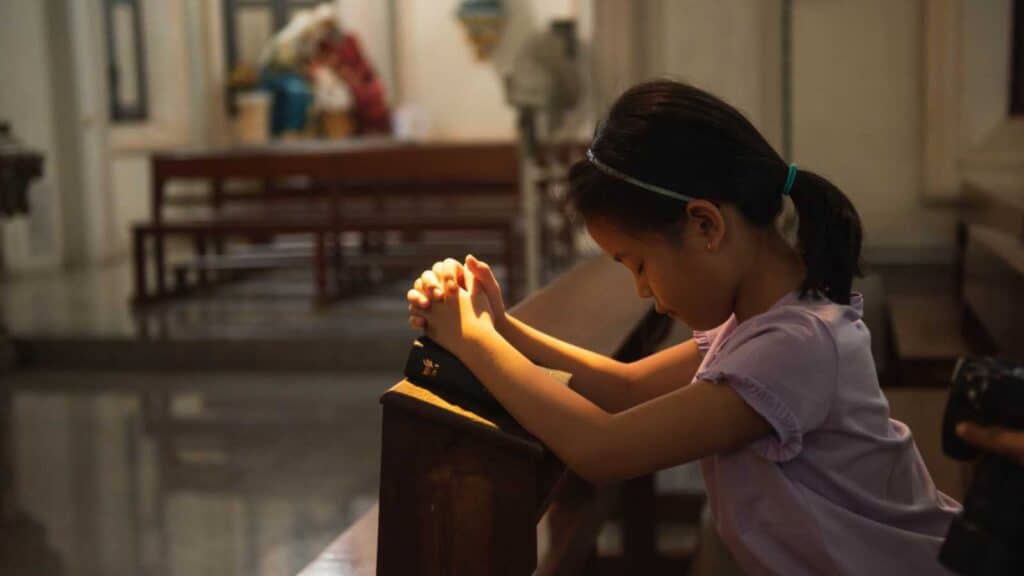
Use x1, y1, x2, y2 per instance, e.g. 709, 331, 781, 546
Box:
713, 290, 864, 367
700, 290, 866, 367
735, 290, 863, 345
696, 291, 866, 461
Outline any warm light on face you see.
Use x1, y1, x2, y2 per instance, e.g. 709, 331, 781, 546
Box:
586, 218, 677, 314
585, 212, 738, 331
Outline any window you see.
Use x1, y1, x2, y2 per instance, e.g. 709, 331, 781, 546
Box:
104, 0, 149, 122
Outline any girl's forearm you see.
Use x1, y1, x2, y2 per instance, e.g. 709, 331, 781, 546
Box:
457, 327, 772, 485
497, 313, 639, 412
459, 328, 613, 479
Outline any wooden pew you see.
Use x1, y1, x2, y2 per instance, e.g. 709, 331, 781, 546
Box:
298, 255, 687, 575
136, 140, 523, 306
133, 207, 519, 306
955, 174, 1024, 358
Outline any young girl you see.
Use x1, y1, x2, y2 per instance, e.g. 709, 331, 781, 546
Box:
406, 80, 960, 575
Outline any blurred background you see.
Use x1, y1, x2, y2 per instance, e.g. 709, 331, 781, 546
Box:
0, 0, 1021, 574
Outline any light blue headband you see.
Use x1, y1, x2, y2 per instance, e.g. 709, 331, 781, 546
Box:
586, 148, 799, 200
586, 149, 695, 202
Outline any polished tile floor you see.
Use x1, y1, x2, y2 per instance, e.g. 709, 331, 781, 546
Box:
2, 259, 425, 372
6, 370, 390, 576
1, 259, 416, 341
2, 258, 418, 575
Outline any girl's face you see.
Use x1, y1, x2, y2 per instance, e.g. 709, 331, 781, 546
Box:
585, 202, 742, 331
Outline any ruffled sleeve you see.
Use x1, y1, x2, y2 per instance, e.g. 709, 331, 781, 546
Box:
695, 311, 838, 462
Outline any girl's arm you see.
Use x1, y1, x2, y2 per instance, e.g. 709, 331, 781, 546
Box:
497, 313, 702, 412
460, 328, 770, 484
412, 257, 704, 412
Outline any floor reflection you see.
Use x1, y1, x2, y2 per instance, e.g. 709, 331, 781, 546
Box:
9, 371, 389, 576
0, 259, 415, 341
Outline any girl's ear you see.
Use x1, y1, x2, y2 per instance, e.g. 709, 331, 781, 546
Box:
683, 200, 726, 251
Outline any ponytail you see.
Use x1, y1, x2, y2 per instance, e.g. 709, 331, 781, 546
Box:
787, 169, 863, 305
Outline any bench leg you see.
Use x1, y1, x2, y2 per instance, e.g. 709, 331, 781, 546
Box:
195, 233, 208, 287
314, 232, 328, 306
212, 234, 225, 283
154, 230, 167, 297
331, 231, 344, 294
172, 266, 189, 295
133, 227, 148, 304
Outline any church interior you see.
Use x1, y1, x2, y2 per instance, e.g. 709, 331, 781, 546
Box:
1, 1, 1022, 574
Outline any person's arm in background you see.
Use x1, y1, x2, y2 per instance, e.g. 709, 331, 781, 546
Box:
407, 256, 703, 412
956, 423, 1024, 465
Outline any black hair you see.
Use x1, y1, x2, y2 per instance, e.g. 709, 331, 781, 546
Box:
569, 79, 863, 305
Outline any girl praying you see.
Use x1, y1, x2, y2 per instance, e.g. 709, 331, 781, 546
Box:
406, 80, 960, 575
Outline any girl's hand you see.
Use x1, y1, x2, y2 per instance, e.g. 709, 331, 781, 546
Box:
419, 270, 497, 356
407, 258, 465, 330
407, 255, 508, 332
464, 255, 507, 331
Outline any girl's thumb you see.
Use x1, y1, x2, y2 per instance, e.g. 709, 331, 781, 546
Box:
466, 255, 495, 287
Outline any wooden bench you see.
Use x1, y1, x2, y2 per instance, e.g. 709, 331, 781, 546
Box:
298, 256, 703, 575
135, 141, 524, 306
955, 174, 1024, 358
133, 207, 521, 306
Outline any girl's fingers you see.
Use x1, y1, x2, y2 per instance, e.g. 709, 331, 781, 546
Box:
407, 302, 429, 329
443, 258, 463, 291
466, 254, 494, 284
413, 278, 434, 301
410, 257, 464, 316
466, 254, 503, 301
408, 303, 430, 317
433, 260, 457, 294
432, 261, 447, 285
420, 270, 443, 298
407, 288, 430, 309
431, 261, 456, 294
413, 278, 426, 299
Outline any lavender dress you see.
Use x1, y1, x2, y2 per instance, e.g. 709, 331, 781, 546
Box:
692, 290, 961, 575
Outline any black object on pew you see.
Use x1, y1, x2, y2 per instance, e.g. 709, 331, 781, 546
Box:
404, 336, 573, 414
404, 336, 505, 411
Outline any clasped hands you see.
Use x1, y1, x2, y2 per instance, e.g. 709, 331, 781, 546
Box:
406, 255, 507, 356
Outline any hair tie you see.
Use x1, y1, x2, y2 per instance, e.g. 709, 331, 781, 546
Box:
782, 164, 798, 196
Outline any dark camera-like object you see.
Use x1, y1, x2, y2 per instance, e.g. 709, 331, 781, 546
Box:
939, 356, 1024, 575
